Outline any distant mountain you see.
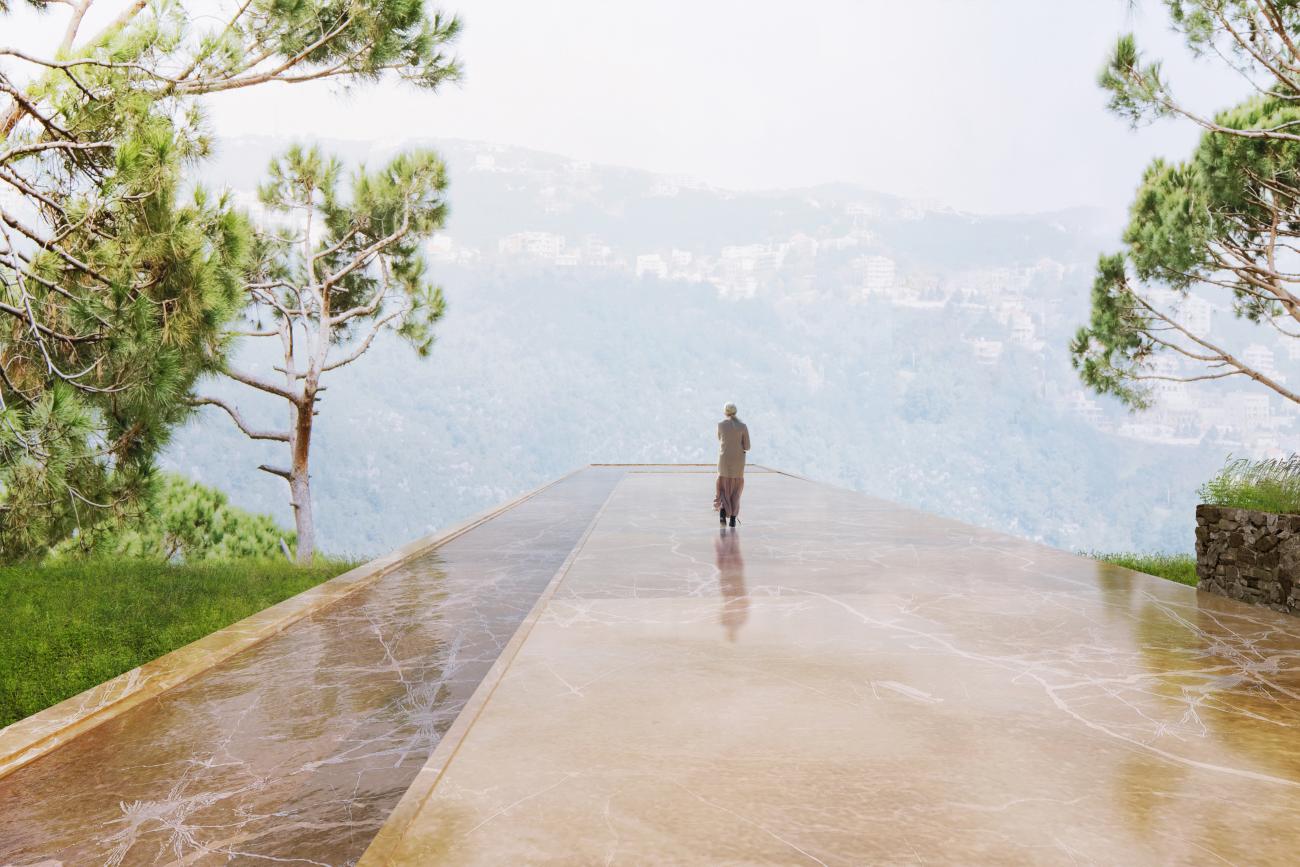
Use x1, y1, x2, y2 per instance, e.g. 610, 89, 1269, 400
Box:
166, 136, 1231, 558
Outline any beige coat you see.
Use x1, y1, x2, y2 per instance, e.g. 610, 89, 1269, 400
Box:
717, 417, 751, 478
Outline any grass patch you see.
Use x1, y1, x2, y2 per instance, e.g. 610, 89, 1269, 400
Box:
0, 557, 356, 729
1091, 552, 1198, 587
1200, 455, 1300, 515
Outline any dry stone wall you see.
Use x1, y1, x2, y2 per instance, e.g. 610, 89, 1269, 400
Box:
1196, 504, 1300, 616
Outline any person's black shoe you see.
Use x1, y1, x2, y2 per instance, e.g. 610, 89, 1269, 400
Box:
729, 515, 737, 528
719, 509, 727, 524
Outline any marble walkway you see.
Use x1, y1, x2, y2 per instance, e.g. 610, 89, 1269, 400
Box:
4, 466, 1300, 865
0, 467, 624, 865
364, 468, 1300, 865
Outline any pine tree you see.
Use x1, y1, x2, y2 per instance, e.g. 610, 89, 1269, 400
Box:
0, 0, 459, 559
194, 145, 448, 563
1073, 4, 1300, 409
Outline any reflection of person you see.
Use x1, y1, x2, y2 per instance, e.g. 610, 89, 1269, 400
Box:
716, 529, 748, 642
714, 402, 750, 528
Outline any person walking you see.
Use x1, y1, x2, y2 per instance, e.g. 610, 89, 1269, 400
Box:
714, 402, 750, 527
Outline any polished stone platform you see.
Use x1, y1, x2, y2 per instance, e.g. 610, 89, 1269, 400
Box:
0, 467, 625, 865
363, 468, 1300, 866
5, 466, 1300, 865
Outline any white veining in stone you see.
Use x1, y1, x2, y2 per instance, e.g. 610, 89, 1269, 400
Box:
367, 470, 1300, 866
0, 468, 624, 866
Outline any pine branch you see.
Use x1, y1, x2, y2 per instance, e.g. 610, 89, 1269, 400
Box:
0, 0, 146, 138
0, 301, 99, 343
190, 396, 290, 442
329, 286, 388, 327
59, 0, 93, 54
223, 365, 300, 402
0, 138, 113, 165
0, 47, 185, 84
0, 73, 74, 140
257, 464, 292, 480
321, 212, 412, 295
0, 207, 114, 285
1210, 6, 1300, 96
1133, 371, 1243, 384
175, 12, 357, 95
322, 305, 405, 372
1129, 282, 1300, 404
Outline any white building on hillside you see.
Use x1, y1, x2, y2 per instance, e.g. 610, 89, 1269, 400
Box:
1243, 344, 1278, 378
785, 233, 819, 260
498, 231, 566, 260
969, 338, 1004, 365
1148, 288, 1214, 337
582, 236, 613, 266
1008, 311, 1040, 349
819, 235, 860, 252
636, 254, 668, 279
1068, 392, 1105, 428
861, 256, 897, 295
720, 244, 783, 286
1242, 392, 1271, 425
846, 202, 882, 229
426, 233, 480, 265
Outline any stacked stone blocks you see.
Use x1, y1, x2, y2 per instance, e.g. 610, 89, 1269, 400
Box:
1196, 504, 1300, 616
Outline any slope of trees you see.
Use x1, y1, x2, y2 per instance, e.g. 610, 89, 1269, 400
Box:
54, 472, 292, 561
1073, 3, 1300, 408
0, 0, 459, 560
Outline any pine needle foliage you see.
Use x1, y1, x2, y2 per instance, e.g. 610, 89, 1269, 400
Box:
52, 472, 294, 561
1072, 2, 1300, 411
0, 0, 460, 560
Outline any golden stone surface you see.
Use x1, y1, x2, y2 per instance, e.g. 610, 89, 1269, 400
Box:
5, 466, 1300, 865
0, 468, 622, 865
363, 469, 1300, 866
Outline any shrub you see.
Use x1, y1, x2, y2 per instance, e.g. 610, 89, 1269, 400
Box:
52, 474, 293, 562
1198, 455, 1300, 515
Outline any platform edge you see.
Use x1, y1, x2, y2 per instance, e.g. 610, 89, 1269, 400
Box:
0, 466, 589, 781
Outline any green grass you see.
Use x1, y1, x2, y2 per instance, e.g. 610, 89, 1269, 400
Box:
1091, 552, 1198, 587
1199, 455, 1300, 514
0, 557, 356, 729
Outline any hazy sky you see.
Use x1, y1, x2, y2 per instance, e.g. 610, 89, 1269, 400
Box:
6, 1, 1252, 214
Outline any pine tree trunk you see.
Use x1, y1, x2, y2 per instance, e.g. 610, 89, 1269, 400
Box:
290, 395, 315, 565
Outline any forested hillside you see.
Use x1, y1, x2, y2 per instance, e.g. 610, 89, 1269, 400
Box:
165, 138, 1233, 556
